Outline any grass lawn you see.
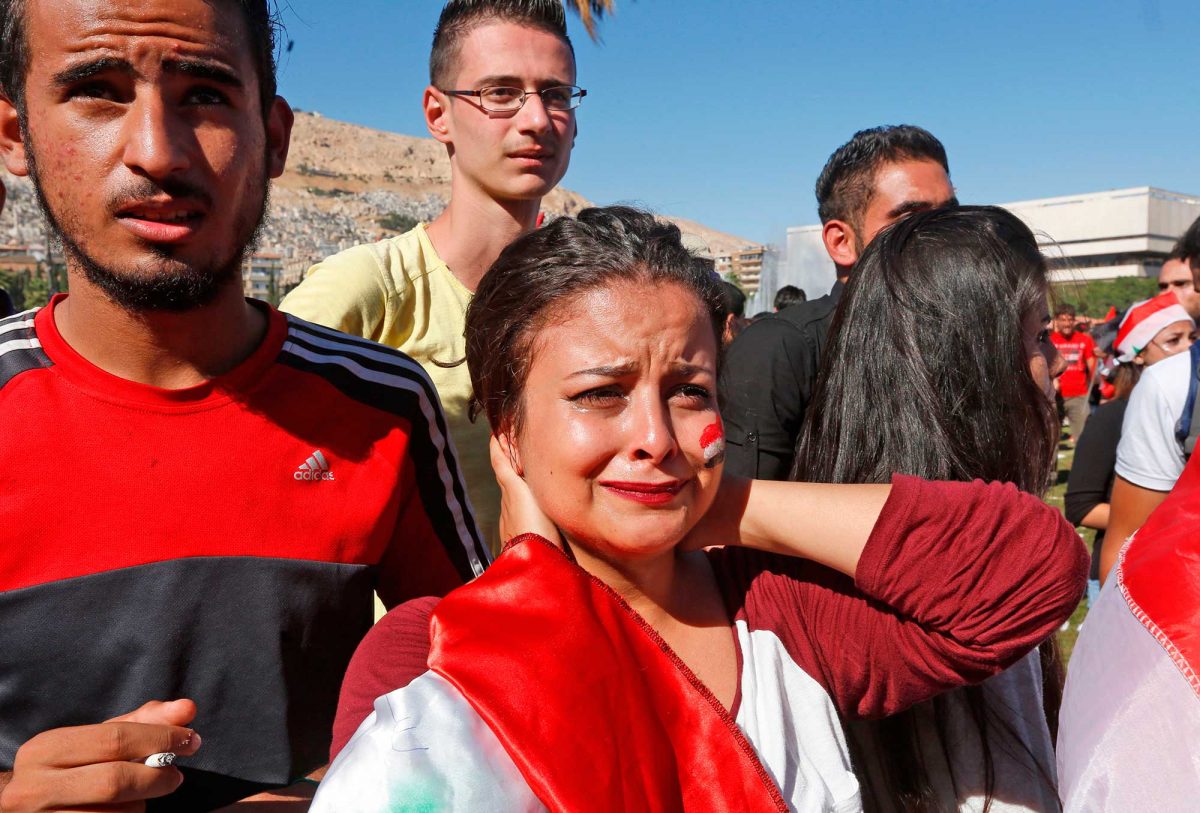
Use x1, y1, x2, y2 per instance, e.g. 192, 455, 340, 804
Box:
1045, 437, 1091, 664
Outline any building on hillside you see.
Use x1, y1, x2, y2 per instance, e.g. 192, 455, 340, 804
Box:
0, 244, 40, 276
767, 187, 1200, 307
0, 253, 40, 276
715, 245, 767, 295
242, 252, 284, 303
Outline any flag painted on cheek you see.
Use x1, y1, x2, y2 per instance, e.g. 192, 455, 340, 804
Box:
702, 422, 726, 469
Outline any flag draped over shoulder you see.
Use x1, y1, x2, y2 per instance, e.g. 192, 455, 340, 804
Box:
429, 534, 789, 813
1120, 454, 1200, 690
1058, 454, 1200, 810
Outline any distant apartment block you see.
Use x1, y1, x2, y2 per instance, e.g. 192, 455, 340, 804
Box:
242, 252, 284, 303
715, 245, 767, 295
768, 187, 1200, 309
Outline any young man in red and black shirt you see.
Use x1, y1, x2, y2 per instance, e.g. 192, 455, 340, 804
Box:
0, 1, 487, 810
1050, 303, 1096, 443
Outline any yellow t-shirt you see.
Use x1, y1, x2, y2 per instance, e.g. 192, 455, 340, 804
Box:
280, 225, 500, 553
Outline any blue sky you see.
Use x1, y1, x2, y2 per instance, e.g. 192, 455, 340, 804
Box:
275, 0, 1200, 245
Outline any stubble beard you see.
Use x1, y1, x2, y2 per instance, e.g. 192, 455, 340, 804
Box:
24, 129, 271, 314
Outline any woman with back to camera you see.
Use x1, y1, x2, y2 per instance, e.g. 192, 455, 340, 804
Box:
311, 207, 1087, 813
1065, 293, 1194, 604
795, 205, 1076, 812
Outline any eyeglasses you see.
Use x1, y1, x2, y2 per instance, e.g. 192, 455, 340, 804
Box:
440, 85, 587, 113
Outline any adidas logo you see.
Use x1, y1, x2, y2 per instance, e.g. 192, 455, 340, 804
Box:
294, 450, 336, 482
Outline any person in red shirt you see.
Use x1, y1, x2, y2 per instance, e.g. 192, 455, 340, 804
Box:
1051, 303, 1097, 442
0, 1, 485, 810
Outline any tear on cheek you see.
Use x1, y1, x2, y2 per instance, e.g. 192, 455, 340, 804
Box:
700, 421, 725, 469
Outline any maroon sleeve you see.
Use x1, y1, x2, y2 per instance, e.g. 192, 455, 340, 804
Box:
330, 596, 440, 760
716, 475, 1087, 720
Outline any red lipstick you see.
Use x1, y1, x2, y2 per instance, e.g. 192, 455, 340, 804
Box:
600, 480, 687, 506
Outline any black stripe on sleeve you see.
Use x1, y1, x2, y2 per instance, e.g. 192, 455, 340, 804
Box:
0, 309, 52, 390
279, 328, 488, 581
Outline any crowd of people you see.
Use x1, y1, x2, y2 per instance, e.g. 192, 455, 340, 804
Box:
0, 1, 1196, 812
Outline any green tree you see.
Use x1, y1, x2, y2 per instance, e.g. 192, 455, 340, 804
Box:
0, 269, 27, 310
267, 268, 281, 308
26, 271, 53, 308
1052, 277, 1159, 318
566, 0, 616, 39
377, 212, 419, 233
722, 272, 745, 294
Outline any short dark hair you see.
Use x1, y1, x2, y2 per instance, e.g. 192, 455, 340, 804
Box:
774, 285, 806, 311
1169, 214, 1200, 264
465, 206, 725, 435
0, 0, 281, 114
815, 125, 949, 227
798, 205, 1056, 498
718, 280, 745, 319
430, 0, 573, 87
1055, 303, 1076, 318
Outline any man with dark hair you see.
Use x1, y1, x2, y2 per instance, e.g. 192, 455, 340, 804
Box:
773, 284, 805, 311
1159, 215, 1200, 319
719, 125, 956, 479
1177, 214, 1200, 266
1051, 302, 1096, 443
282, 0, 583, 550
0, 1, 485, 810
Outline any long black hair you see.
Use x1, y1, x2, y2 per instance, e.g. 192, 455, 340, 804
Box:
794, 205, 1061, 812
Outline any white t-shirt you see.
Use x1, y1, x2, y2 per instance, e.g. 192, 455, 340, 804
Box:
1115, 350, 1193, 491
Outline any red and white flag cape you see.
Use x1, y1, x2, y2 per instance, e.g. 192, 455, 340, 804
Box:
429, 534, 788, 811
1058, 453, 1200, 809
314, 535, 788, 812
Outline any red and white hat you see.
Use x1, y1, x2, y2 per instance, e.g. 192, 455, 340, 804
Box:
1115, 292, 1195, 362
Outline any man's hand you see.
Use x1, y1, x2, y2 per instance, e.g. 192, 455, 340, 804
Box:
0, 700, 201, 812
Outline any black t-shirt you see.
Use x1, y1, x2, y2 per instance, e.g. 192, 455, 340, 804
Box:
718, 282, 843, 480
1064, 398, 1128, 579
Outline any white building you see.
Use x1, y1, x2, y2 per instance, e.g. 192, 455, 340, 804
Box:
1006, 187, 1200, 282
763, 187, 1200, 309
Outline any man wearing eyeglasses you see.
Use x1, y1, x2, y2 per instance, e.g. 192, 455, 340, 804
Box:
281, 0, 582, 552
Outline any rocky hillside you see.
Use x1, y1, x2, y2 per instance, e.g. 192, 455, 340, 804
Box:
0, 111, 759, 274
269, 112, 757, 262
